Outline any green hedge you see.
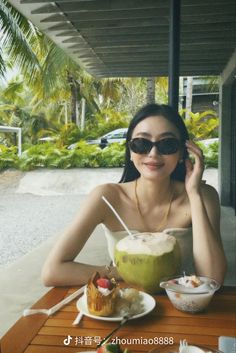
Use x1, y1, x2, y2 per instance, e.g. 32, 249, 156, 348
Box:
0, 140, 219, 171
0, 145, 19, 170
0, 141, 126, 171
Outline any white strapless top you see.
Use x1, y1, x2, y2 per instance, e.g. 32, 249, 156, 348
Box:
102, 224, 195, 274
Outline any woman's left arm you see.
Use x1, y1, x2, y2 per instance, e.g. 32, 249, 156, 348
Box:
184, 141, 227, 284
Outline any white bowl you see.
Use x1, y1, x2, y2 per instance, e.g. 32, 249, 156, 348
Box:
180, 346, 205, 353
160, 275, 220, 313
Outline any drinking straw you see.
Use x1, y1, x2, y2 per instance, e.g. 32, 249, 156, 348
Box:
102, 196, 132, 236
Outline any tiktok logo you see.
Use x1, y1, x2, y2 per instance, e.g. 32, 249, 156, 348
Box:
63, 335, 73, 346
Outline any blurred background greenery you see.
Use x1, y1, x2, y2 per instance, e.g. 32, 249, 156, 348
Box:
0, 0, 219, 171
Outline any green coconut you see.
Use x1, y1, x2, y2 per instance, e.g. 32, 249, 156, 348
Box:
114, 232, 181, 294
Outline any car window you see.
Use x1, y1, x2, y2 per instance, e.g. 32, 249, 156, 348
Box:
109, 132, 125, 139
104, 133, 113, 139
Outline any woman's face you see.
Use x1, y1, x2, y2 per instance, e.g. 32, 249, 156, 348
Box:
130, 115, 182, 181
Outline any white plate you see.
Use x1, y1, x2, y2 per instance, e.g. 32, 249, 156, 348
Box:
76, 290, 156, 322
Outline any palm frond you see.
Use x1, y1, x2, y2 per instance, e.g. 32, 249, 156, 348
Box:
40, 41, 79, 96
0, 48, 5, 77
0, 0, 40, 78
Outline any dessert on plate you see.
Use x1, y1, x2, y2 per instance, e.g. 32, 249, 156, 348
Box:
115, 287, 144, 316
87, 272, 118, 316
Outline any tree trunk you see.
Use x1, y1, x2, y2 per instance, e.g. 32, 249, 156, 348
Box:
81, 98, 86, 131
185, 76, 193, 119
68, 73, 79, 124
146, 77, 155, 103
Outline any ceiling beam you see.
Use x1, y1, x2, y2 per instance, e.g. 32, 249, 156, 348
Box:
55, 22, 235, 36
32, 3, 236, 18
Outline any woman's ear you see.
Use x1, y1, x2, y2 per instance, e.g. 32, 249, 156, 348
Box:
178, 147, 184, 164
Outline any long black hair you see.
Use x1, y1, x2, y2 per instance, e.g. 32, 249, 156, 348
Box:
119, 103, 189, 183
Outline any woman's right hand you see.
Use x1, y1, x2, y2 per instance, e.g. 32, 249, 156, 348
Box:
184, 140, 205, 197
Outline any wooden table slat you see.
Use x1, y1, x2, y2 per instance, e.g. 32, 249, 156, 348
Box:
37, 325, 235, 340
27, 333, 220, 352
0, 287, 71, 353
24, 345, 81, 353
1, 286, 235, 353
43, 315, 233, 329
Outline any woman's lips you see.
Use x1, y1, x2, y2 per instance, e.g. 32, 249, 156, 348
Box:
143, 162, 164, 170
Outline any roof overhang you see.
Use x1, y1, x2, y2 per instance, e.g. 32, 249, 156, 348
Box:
8, 0, 236, 78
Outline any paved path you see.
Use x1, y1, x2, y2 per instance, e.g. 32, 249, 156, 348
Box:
0, 168, 121, 267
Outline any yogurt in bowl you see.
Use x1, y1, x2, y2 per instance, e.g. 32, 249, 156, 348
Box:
160, 275, 220, 313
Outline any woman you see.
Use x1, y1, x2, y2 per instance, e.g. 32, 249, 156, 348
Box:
42, 103, 226, 287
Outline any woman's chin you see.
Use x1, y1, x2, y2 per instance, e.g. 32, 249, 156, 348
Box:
141, 168, 169, 181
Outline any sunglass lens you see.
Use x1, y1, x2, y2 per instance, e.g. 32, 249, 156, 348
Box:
158, 138, 180, 154
130, 138, 152, 154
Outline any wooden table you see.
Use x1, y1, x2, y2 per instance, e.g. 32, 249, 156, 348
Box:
1, 286, 235, 353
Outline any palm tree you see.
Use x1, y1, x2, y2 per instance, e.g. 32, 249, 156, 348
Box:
0, 76, 48, 143
146, 77, 156, 103
1, 1, 171, 136
0, 0, 40, 78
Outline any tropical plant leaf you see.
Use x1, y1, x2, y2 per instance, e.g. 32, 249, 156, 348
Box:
0, 48, 5, 77
0, 0, 40, 79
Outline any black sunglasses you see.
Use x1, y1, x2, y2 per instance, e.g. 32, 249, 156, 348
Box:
129, 137, 181, 155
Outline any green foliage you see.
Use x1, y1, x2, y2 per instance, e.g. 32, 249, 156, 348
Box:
0, 144, 19, 169
98, 142, 125, 167
54, 123, 82, 147
86, 108, 129, 139
0, 140, 219, 171
180, 110, 219, 140
18, 143, 69, 170
196, 141, 219, 168
0, 0, 40, 78
15, 140, 125, 171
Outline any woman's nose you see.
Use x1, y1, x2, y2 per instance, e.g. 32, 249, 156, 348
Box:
147, 145, 161, 157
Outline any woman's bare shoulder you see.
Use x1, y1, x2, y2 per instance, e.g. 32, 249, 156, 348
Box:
88, 182, 135, 209
89, 182, 130, 199
201, 183, 219, 201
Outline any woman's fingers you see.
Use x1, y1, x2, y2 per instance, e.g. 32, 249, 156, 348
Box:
185, 140, 205, 168
185, 158, 193, 173
184, 142, 204, 194
185, 140, 204, 157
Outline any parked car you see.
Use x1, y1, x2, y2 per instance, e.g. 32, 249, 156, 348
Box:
98, 128, 127, 148
68, 128, 128, 150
